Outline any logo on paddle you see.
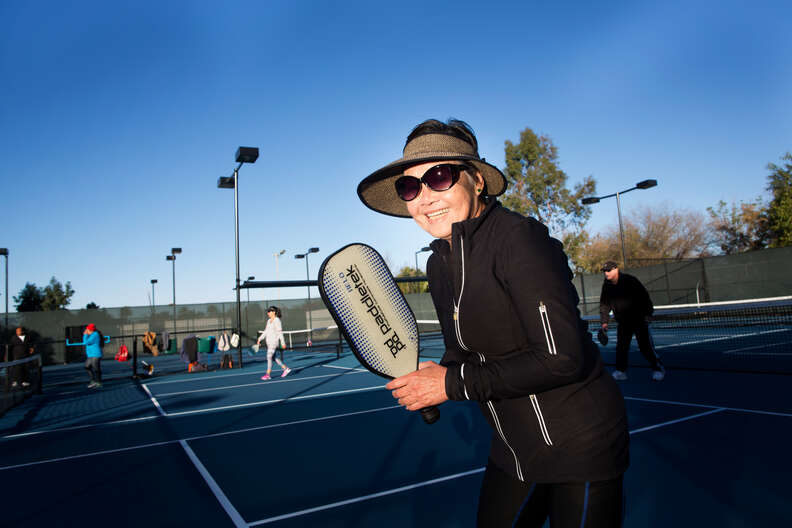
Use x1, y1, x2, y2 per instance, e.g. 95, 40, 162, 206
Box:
343, 264, 406, 358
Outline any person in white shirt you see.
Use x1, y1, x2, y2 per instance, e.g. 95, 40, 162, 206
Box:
256, 306, 291, 380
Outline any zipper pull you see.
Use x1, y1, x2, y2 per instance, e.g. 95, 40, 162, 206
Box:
453, 310, 458, 321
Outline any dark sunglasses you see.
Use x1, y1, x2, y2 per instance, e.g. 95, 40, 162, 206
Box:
394, 163, 471, 202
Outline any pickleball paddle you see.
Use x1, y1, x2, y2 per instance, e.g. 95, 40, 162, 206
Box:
318, 243, 440, 424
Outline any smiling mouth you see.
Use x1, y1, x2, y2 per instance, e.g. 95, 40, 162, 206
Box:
426, 208, 449, 219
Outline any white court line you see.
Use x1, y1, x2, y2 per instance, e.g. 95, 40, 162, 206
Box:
155, 371, 368, 398
166, 385, 386, 417
2, 415, 160, 440
624, 396, 792, 418
655, 328, 789, 349
245, 405, 733, 526
180, 440, 247, 528
0, 405, 401, 471
723, 342, 792, 355
2, 385, 388, 440
628, 408, 726, 434
142, 383, 167, 416
248, 468, 486, 526
323, 365, 368, 372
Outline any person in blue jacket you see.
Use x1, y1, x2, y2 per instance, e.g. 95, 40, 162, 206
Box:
80, 323, 103, 388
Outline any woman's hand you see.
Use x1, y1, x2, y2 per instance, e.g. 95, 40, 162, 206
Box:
386, 361, 448, 411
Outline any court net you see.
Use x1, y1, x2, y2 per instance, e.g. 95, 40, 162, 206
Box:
1, 354, 42, 416
413, 297, 792, 375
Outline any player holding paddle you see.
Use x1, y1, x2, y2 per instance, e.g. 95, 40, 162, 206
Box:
357, 119, 629, 527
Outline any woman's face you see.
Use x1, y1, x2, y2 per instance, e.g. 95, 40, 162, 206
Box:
404, 161, 485, 242
267, 310, 276, 320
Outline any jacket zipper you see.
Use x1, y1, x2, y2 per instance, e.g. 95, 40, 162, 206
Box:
453, 238, 469, 352
538, 302, 557, 355
454, 236, 524, 481
530, 394, 553, 446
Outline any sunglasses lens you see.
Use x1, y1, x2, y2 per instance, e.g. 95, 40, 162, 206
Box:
395, 176, 421, 201
423, 165, 457, 191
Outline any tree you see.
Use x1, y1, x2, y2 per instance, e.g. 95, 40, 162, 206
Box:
765, 152, 792, 247
501, 127, 596, 268
14, 283, 44, 312
86, 302, 100, 309
41, 277, 75, 311
576, 205, 711, 273
396, 267, 428, 295
706, 199, 769, 254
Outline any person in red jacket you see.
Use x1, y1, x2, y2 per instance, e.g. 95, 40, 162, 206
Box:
358, 118, 629, 527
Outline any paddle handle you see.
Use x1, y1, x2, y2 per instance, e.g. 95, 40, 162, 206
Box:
420, 406, 440, 424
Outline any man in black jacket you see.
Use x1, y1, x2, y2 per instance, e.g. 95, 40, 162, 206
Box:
599, 261, 665, 381
9, 326, 34, 388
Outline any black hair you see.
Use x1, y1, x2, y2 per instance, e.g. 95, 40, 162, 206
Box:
406, 118, 479, 154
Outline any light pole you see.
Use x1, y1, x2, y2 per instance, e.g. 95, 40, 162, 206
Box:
295, 247, 320, 342
217, 146, 259, 368
150, 279, 157, 309
414, 246, 431, 271
166, 248, 182, 331
582, 179, 658, 269
0, 248, 7, 329
274, 249, 285, 301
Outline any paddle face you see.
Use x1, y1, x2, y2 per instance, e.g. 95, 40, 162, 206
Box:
319, 243, 439, 424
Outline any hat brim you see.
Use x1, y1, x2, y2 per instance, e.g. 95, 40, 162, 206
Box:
357, 155, 507, 218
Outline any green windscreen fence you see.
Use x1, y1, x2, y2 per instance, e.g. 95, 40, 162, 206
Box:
1, 246, 789, 368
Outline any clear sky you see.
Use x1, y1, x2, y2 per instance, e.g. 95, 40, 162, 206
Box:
1, 0, 790, 310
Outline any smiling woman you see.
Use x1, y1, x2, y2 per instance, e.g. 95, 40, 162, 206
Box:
357, 118, 630, 528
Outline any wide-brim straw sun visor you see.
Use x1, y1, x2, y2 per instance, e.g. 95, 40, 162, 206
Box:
357, 133, 507, 218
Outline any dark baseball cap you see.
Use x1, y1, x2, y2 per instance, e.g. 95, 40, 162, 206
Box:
601, 261, 619, 272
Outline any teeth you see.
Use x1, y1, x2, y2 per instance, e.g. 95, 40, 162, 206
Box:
427, 209, 449, 218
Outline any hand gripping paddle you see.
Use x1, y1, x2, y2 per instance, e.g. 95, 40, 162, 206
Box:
318, 243, 440, 424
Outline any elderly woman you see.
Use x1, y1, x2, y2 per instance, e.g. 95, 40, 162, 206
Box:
358, 119, 629, 527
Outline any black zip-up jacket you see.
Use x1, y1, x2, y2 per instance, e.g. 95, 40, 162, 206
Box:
428, 201, 629, 483
599, 272, 654, 325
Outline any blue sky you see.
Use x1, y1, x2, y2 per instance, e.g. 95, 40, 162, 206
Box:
1, 0, 790, 310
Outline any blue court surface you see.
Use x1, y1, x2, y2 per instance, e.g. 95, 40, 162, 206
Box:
1, 344, 791, 527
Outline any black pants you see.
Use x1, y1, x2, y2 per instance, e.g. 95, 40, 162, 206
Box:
9, 349, 29, 385
85, 357, 102, 382
615, 319, 661, 372
477, 461, 624, 527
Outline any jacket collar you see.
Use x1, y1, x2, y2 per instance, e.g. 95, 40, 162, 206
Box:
429, 199, 501, 255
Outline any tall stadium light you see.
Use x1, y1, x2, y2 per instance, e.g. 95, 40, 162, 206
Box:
295, 247, 320, 343
150, 279, 158, 308
414, 246, 431, 271
0, 248, 8, 329
166, 247, 181, 332
581, 180, 659, 268
217, 146, 259, 368
274, 249, 285, 301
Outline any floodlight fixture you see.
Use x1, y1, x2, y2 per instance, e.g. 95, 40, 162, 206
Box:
636, 179, 658, 189
235, 147, 259, 164
166, 255, 175, 261
171, 248, 182, 255
0, 248, 7, 256
217, 176, 235, 189
151, 279, 158, 284
295, 254, 305, 259
581, 197, 600, 205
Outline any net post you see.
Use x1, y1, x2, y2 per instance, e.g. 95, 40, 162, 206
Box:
35, 354, 43, 395
132, 336, 139, 379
